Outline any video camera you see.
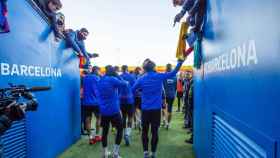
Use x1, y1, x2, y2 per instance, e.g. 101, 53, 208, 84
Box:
0, 83, 50, 135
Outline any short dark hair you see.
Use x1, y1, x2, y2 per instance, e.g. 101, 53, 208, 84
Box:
48, 0, 62, 9
166, 63, 172, 72
92, 66, 100, 74
121, 65, 128, 72
80, 28, 89, 34
134, 67, 141, 74
143, 59, 156, 72
105, 65, 115, 76
114, 66, 120, 72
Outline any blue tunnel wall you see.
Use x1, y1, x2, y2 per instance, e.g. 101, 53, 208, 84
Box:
194, 0, 280, 157
0, 0, 81, 158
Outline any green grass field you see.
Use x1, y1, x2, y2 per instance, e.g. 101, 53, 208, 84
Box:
59, 109, 195, 158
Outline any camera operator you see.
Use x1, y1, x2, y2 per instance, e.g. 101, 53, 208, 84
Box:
0, 105, 25, 135
0, 104, 26, 157
0, 84, 48, 157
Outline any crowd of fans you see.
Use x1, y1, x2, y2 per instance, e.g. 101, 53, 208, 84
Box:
34, 0, 99, 68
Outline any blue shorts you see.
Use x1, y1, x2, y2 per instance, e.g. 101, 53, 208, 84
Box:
166, 97, 175, 113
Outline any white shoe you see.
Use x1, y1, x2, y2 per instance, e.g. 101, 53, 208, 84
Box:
102, 151, 111, 158
113, 153, 122, 158
144, 151, 150, 158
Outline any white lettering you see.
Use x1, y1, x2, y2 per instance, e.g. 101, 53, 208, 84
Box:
1, 63, 10, 75
45, 67, 51, 77
0, 63, 63, 78
28, 66, 35, 76
247, 40, 258, 65
237, 44, 246, 68
204, 40, 258, 74
35, 66, 40, 77
11, 64, 19, 76
20, 65, 28, 76
40, 67, 45, 77
57, 69, 62, 77
230, 48, 237, 69
51, 69, 56, 77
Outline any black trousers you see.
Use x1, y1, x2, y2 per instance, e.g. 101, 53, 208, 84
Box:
101, 113, 123, 147
177, 92, 183, 111
141, 109, 161, 152
121, 104, 134, 129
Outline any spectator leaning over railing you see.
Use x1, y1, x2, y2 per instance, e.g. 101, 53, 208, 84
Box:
65, 28, 99, 68
37, 0, 65, 41
172, 0, 206, 48
0, 0, 10, 33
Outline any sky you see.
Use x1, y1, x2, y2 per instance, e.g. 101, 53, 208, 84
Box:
61, 0, 193, 66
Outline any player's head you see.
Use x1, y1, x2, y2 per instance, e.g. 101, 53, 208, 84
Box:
166, 63, 172, 72
143, 59, 156, 72
105, 65, 116, 76
121, 65, 128, 73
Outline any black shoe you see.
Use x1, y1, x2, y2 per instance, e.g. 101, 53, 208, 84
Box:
165, 124, 169, 130
185, 139, 193, 144
187, 130, 192, 134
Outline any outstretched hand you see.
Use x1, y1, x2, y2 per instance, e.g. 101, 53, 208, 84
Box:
90, 53, 99, 58
173, 13, 183, 27
178, 56, 186, 63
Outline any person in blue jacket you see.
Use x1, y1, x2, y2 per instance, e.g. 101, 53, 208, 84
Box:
97, 65, 128, 158
132, 67, 143, 130
173, 0, 196, 27
82, 66, 102, 145
65, 28, 99, 68
119, 65, 135, 146
173, 0, 205, 32
132, 58, 185, 158
173, 0, 206, 47
163, 64, 177, 130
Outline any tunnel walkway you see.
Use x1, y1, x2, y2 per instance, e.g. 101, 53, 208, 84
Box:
59, 108, 195, 158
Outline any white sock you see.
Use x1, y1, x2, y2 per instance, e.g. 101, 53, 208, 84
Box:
103, 147, 109, 156
113, 144, 120, 155
89, 130, 96, 139
125, 128, 128, 136
127, 128, 132, 136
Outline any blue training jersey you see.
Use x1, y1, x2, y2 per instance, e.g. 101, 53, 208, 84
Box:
82, 74, 100, 106
163, 76, 177, 98
119, 72, 135, 105
132, 61, 183, 111
97, 75, 127, 116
